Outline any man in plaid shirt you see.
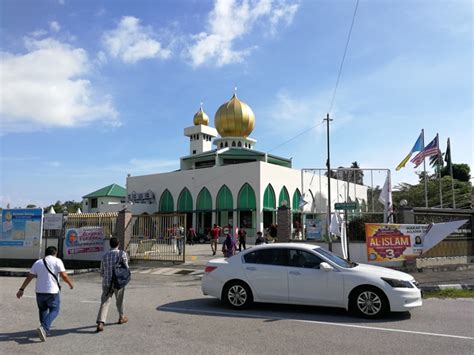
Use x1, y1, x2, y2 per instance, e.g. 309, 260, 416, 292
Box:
96, 237, 129, 332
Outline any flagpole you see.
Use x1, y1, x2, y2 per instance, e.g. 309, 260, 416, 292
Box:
437, 134, 443, 208
324, 113, 333, 251
422, 129, 428, 207
448, 138, 455, 208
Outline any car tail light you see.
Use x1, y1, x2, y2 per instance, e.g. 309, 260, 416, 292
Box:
204, 266, 217, 273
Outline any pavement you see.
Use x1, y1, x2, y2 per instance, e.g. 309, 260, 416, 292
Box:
1, 243, 473, 291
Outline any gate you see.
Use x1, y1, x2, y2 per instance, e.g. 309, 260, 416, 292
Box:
128, 213, 186, 262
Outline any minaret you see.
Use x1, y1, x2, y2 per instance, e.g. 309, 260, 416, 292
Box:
183, 104, 218, 155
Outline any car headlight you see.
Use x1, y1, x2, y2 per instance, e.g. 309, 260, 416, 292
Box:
382, 277, 414, 288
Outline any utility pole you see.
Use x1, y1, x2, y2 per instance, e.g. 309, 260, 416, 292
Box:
324, 113, 333, 251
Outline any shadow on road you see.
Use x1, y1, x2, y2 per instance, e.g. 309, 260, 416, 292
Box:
0, 325, 97, 345
156, 298, 411, 324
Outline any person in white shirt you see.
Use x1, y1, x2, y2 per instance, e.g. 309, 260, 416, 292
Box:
16, 246, 74, 342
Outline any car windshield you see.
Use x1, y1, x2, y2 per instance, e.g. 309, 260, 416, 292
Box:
314, 248, 356, 268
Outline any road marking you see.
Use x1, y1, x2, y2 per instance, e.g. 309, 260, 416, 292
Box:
23, 295, 36, 299
159, 306, 474, 341
438, 284, 463, 290
151, 268, 175, 275
80, 300, 101, 304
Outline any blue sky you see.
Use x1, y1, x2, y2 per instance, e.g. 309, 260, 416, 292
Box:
1, 0, 472, 208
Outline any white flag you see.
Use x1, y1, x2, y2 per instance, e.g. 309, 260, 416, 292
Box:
422, 220, 468, 254
298, 194, 309, 209
340, 216, 348, 259
379, 174, 392, 223
329, 212, 341, 236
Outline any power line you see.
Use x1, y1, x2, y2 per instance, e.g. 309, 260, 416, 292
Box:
268, 121, 325, 153
328, 0, 359, 114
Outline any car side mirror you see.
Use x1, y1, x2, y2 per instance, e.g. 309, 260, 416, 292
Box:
320, 262, 333, 272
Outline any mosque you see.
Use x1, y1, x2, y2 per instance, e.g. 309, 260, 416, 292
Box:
126, 93, 367, 241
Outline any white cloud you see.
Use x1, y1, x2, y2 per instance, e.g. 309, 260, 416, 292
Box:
102, 16, 171, 64
30, 29, 47, 38
49, 21, 61, 32
188, 0, 299, 67
0, 37, 119, 134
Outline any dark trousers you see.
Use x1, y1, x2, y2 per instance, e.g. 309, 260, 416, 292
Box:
36, 293, 60, 332
239, 240, 246, 251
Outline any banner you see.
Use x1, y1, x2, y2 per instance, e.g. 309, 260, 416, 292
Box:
306, 218, 323, 240
0, 209, 43, 247
44, 213, 63, 230
65, 227, 104, 255
365, 223, 428, 262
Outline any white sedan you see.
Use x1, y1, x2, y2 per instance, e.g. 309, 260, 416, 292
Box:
202, 243, 422, 318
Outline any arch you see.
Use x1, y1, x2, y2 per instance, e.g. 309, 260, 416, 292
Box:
196, 187, 212, 210
159, 189, 174, 212
216, 185, 233, 210
232, 141, 236, 147
263, 184, 276, 210
225, 142, 228, 147
177, 187, 193, 212
238, 183, 256, 209
238, 141, 242, 147
292, 188, 302, 210
278, 186, 290, 207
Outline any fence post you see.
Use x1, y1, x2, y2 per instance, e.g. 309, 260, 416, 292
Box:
117, 210, 132, 251
277, 205, 291, 242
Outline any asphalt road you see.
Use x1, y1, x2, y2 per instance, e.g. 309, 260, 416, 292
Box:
1, 272, 473, 354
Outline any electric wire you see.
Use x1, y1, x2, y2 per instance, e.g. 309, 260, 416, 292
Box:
328, 0, 359, 114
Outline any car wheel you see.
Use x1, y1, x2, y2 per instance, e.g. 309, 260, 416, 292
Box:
350, 287, 388, 319
223, 281, 253, 309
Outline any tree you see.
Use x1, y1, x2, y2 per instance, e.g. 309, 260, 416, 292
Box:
442, 163, 470, 182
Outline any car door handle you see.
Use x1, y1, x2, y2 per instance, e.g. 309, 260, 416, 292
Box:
289, 271, 301, 275
246, 266, 257, 271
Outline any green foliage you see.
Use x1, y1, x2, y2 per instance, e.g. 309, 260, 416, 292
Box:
394, 176, 472, 208
348, 214, 384, 241
44, 200, 82, 214
442, 163, 471, 182
423, 289, 474, 299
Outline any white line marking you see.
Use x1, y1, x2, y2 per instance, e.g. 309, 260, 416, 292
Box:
159, 306, 474, 341
23, 295, 35, 299
80, 300, 101, 304
138, 269, 153, 274
190, 270, 204, 275
151, 268, 175, 275
438, 284, 462, 290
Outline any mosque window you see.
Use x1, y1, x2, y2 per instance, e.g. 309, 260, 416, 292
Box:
220, 143, 223, 148
292, 189, 301, 210
216, 185, 233, 210
232, 141, 236, 147
263, 184, 276, 210
177, 188, 193, 212
193, 150, 196, 154
159, 189, 174, 212
245, 143, 247, 148
225, 142, 228, 147
238, 141, 242, 147
279, 186, 290, 207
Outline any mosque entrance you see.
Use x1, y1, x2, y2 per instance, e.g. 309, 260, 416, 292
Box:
263, 210, 274, 229
197, 211, 212, 235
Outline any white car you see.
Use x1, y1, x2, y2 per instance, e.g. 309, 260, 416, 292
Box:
202, 243, 422, 318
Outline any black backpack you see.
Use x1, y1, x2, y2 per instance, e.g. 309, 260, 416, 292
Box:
111, 251, 131, 290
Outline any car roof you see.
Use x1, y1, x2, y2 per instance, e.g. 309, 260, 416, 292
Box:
245, 243, 321, 251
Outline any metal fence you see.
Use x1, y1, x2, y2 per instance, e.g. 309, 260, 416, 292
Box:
128, 213, 186, 262
66, 212, 118, 238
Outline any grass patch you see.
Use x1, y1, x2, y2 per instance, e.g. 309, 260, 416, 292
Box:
423, 289, 474, 299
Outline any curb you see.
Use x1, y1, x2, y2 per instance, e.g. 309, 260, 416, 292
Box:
419, 284, 474, 292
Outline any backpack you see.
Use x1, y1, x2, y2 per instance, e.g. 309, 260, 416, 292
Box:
111, 251, 131, 290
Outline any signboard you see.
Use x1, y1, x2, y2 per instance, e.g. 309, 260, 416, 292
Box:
334, 202, 357, 210
305, 218, 323, 240
44, 214, 63, 230
65, 227, 104, 255
0, 209, 43, 247
365, 223, 428, 262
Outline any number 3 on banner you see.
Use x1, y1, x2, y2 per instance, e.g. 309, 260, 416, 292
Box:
386, 249, 395, 259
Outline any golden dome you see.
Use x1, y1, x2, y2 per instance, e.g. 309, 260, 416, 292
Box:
214, 94, 255, 138
193, 106, 209, 125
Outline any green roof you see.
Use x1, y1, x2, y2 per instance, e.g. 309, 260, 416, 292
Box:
83, 184, 126, 198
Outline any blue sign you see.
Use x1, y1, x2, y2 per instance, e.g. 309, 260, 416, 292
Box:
0, 209, 43, 247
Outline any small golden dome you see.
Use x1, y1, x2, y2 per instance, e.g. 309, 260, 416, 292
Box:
214, 94, 255, 138
193, 106, 209, 126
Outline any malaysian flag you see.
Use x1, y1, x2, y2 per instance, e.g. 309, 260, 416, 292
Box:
411, 135, 439, 167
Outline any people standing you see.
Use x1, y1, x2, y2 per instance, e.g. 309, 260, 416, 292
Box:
96, 237, 129, 332
238, 227, 247, 252
222, 233, 236, 258
176, 224, 185, 256
16, 246, 74, 342
187, 226, 196, 246
255, 231, 265, 245
210, 224, 221, 256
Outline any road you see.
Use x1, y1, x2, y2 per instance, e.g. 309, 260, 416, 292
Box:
1, 271, 473, 354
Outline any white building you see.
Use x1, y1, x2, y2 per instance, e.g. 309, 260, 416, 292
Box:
82, 184, 126, 213
127, 94, 367, 241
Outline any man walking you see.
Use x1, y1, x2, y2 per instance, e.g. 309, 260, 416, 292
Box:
16, 246, 74, 342
96, 237, 129, 332
210, 224, 221, 256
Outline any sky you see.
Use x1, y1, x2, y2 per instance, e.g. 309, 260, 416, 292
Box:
0, 0, 472, 208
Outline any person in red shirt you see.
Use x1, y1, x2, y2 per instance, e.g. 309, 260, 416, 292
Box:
210, 224, 221, 256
